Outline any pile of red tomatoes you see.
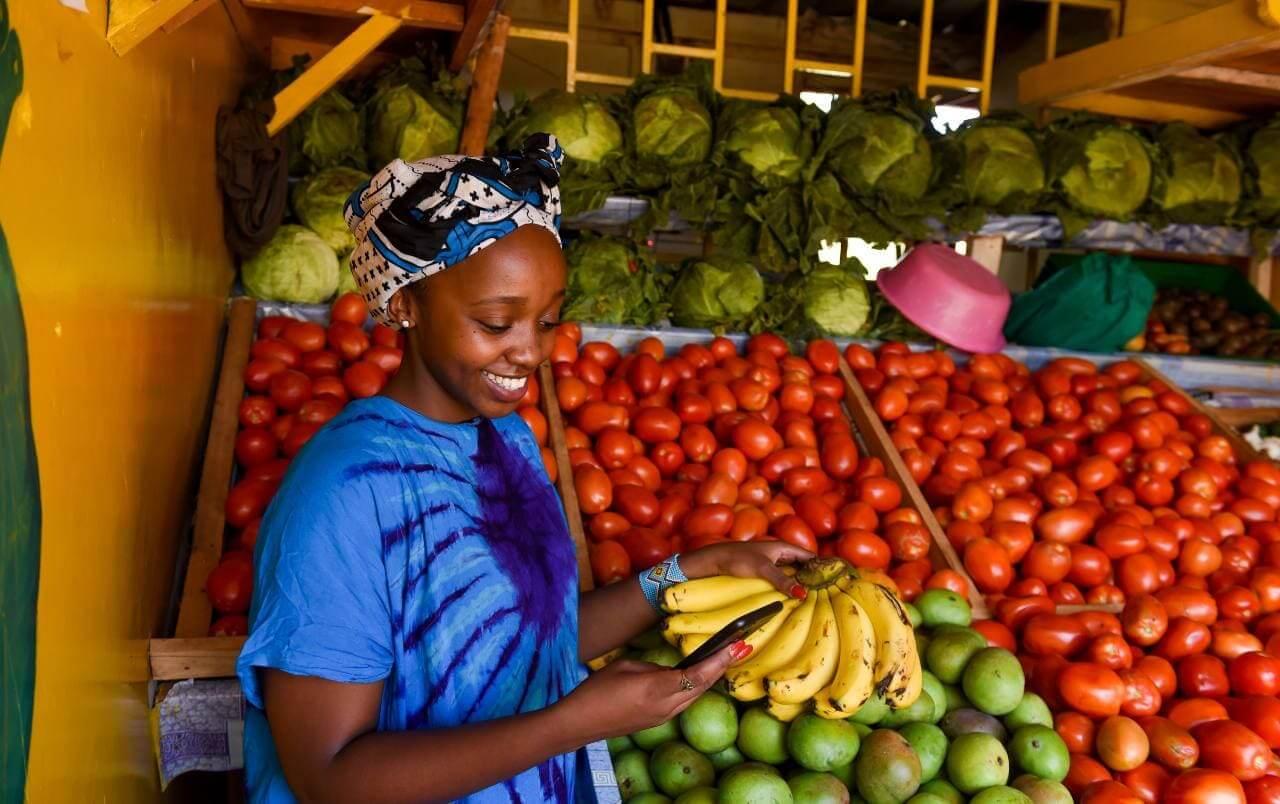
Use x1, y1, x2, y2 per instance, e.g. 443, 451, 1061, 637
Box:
1006, 590, 1280, 802
852, 342, 1280, 613
549, 326, 966, 599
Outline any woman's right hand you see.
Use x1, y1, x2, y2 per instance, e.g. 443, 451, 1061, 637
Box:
558, 642, 750, 743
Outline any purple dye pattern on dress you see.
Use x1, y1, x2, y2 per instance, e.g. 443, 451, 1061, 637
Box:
472, 418, 577, 637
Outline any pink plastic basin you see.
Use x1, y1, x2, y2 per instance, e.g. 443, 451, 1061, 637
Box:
876, 243, 1011, 354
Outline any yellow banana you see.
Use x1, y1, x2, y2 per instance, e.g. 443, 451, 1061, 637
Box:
680, 633, 711, 656
765, 697, 807, 723
725, 593, 817, 694
587, 648, 623, 672
662, 591, 788, 637
825, 588, 877, 714
731, 678, 767, 702
838, 577, 922, 710
662, 576, 778, 613
812, 687, 855, 720
764, 589, 841, 705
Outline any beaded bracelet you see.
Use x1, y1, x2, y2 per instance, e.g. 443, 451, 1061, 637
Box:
638, 554, 688, 611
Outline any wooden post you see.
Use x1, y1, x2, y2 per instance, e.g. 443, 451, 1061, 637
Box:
459, 13, 512, 156
966, 235, 1004, 275
540, 363, 594, 592
1249, 253, 1275, 302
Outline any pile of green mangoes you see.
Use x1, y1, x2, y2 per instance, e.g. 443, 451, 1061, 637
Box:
608, 590, 1073, 804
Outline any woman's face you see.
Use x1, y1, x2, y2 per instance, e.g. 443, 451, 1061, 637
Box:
391, 225, 567, 422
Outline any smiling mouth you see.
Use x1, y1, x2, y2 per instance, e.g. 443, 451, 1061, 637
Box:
482, 370, 529, 392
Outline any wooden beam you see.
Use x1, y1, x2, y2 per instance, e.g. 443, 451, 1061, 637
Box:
1179, 65, 1280, 91
270, 34, 394, 73
449, 0, 499, 71
267, 13, 403, 137
459, 12, 510, 155
150, 637, 246, 680
539, 363, 594, 592
1019, 0, 1280, 106
162, 0, 217, 33
966, 235, 1004, 274
241, 0, 465, 30
174, 299, 257, 639
107, 0, 202, 56
1049, 91, 1248, 128
1250, 253, 1275, 300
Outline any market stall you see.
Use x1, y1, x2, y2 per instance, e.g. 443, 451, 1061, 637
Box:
118, 0, 1280, 800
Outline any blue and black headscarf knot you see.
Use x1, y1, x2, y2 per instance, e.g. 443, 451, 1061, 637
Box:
344, 133, 565, 327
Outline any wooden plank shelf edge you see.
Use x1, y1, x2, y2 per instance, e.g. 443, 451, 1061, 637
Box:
173, 298, 258, 642
150, 636, 247, 681
837, 360, 991, 620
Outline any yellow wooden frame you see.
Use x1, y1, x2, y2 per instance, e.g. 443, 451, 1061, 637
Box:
1020, 0, 1280, 125
783, 0, 867, 96
916, 0, 998, 113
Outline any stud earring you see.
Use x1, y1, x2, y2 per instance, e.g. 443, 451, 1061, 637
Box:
400, 319, 412, 329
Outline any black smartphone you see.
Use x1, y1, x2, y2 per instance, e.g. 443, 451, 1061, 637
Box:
674, 601, 785, 670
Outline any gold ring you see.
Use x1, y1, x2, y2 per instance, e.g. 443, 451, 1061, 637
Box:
679, 673, 695, 692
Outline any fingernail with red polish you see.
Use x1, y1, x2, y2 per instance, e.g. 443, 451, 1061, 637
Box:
729, 641, 753, 660
790, 584, 808, 599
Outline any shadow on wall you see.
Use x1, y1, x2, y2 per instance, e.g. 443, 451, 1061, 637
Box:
0, 0, 41, 801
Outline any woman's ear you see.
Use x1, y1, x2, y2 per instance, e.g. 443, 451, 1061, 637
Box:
387, 288, 414, 329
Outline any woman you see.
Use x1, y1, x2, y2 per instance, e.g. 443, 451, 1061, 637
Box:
236, 134, 810, 803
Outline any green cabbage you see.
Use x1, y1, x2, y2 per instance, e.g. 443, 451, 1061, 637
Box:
291, 167, 370, 255
510, 91, 622, 164
670, 256, 764, 329
632, 85, 713, 169
241, 225, 339, 304
295, 90, 364, 169
1244, 121, 1280, 223
818, 96, 933, 203
1048, 118, 1153, 220
722, 105, 810, 185
368, 84, 462, 166
957, 122, 1046, 209
800, 262, 871, 337
562, 237, 663, 325
1151, 123, 1241, 223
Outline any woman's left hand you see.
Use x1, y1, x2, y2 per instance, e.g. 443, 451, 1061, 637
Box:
678, 542, 814, 598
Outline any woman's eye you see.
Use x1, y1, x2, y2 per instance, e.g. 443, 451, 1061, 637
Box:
538, 319, 560, 332
479, 321, 511, 334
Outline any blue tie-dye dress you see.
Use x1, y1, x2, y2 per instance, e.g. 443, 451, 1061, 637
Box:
237, 396, 590, 803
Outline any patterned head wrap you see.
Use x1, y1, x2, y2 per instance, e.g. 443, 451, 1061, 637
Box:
344, 133, 564, 327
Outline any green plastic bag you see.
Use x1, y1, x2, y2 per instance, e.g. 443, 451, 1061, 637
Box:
1003, 252, 1156, 352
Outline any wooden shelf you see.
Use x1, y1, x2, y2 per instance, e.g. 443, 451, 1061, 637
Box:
1019, 0, 1280, 127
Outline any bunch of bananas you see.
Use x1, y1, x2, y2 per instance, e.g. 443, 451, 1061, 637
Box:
661, 558, 922, 723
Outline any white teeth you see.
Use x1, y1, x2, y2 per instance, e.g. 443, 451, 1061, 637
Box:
483, 371, 528, 392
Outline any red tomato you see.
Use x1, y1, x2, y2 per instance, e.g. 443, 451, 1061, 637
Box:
773, 515, 818, 552
732, 420, 782, 461
300, 349, 342, 378
205, 557, 253, 614
964, 538, 1013, 593
1023, 613, 1090, 657
1060, 662, 1126, 718
1229, 652, 1280, 697
1168, 698, 1230, 731
283, 320, 327, 353
363, 345, 402, 375
1192, 720, 1275, 781
238, 396, 276, 428
1179, 654, 1230, 698
590, 541, 631, 585
343, 362, 386, 399
574, 466, 612, 515
330, 292, 367, 326
1157, 617, 1213, 661
252, 337, 301, 368
1164, 769, 1246, 804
